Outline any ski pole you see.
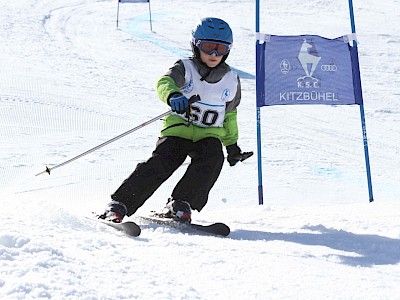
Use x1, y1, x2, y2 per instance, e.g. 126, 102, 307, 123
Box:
35, 95, 200, 176
35, 110, 170, 176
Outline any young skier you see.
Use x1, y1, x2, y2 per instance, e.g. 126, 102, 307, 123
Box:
99, 17, 252, 223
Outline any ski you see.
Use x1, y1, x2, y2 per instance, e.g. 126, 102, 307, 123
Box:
90, 217, 141, 237
138, 214, 230, 237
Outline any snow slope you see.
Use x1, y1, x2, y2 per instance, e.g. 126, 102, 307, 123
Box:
1, 0, 399, 299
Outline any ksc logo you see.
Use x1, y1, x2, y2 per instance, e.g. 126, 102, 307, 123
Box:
221, 89, 230, 101
182, 77, 194, 93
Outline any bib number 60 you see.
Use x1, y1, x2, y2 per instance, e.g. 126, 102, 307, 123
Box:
190, 105, 220, 127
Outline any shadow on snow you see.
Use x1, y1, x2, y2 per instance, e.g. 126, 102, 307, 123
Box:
230, 224, 400, 267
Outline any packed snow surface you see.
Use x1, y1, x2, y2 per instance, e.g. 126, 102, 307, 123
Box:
1, 0, 399, 299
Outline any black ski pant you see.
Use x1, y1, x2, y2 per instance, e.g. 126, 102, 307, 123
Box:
111, 136, 224, 216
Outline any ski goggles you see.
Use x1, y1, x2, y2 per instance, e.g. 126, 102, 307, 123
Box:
194, 39, 232, 56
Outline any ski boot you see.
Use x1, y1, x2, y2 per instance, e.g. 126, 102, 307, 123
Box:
163, 198, 192, 223
98, 201, 127, 223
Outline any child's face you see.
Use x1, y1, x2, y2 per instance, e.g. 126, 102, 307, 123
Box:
200, 51, 223, 68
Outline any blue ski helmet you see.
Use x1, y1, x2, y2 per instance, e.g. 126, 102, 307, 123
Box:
191, 17, 233, 61
192, 17, 233, 44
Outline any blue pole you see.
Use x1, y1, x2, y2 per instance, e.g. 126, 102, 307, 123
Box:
148, 0, 153, 31
348, 0, 374, 202
116, 0, 120, 28
256, 0, 264, 205
256, 108, 264, 205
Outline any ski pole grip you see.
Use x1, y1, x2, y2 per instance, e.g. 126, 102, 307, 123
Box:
233, 151, 254, 162
189, 94, 201, 104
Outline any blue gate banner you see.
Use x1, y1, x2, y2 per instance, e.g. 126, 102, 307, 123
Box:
256, 35, 363, 107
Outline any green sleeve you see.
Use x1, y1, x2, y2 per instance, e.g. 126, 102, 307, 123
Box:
156, 76, 181, 104
222, 110, 239, 147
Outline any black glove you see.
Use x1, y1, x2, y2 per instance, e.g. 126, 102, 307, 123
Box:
168, 93, 189, 114
226, 143, 254, 167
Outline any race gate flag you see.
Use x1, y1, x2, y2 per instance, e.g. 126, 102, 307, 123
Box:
255, 0, 374, 205
256, 34, 363, 107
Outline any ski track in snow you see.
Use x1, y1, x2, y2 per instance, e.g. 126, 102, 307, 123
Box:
1, 0, 400, 299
